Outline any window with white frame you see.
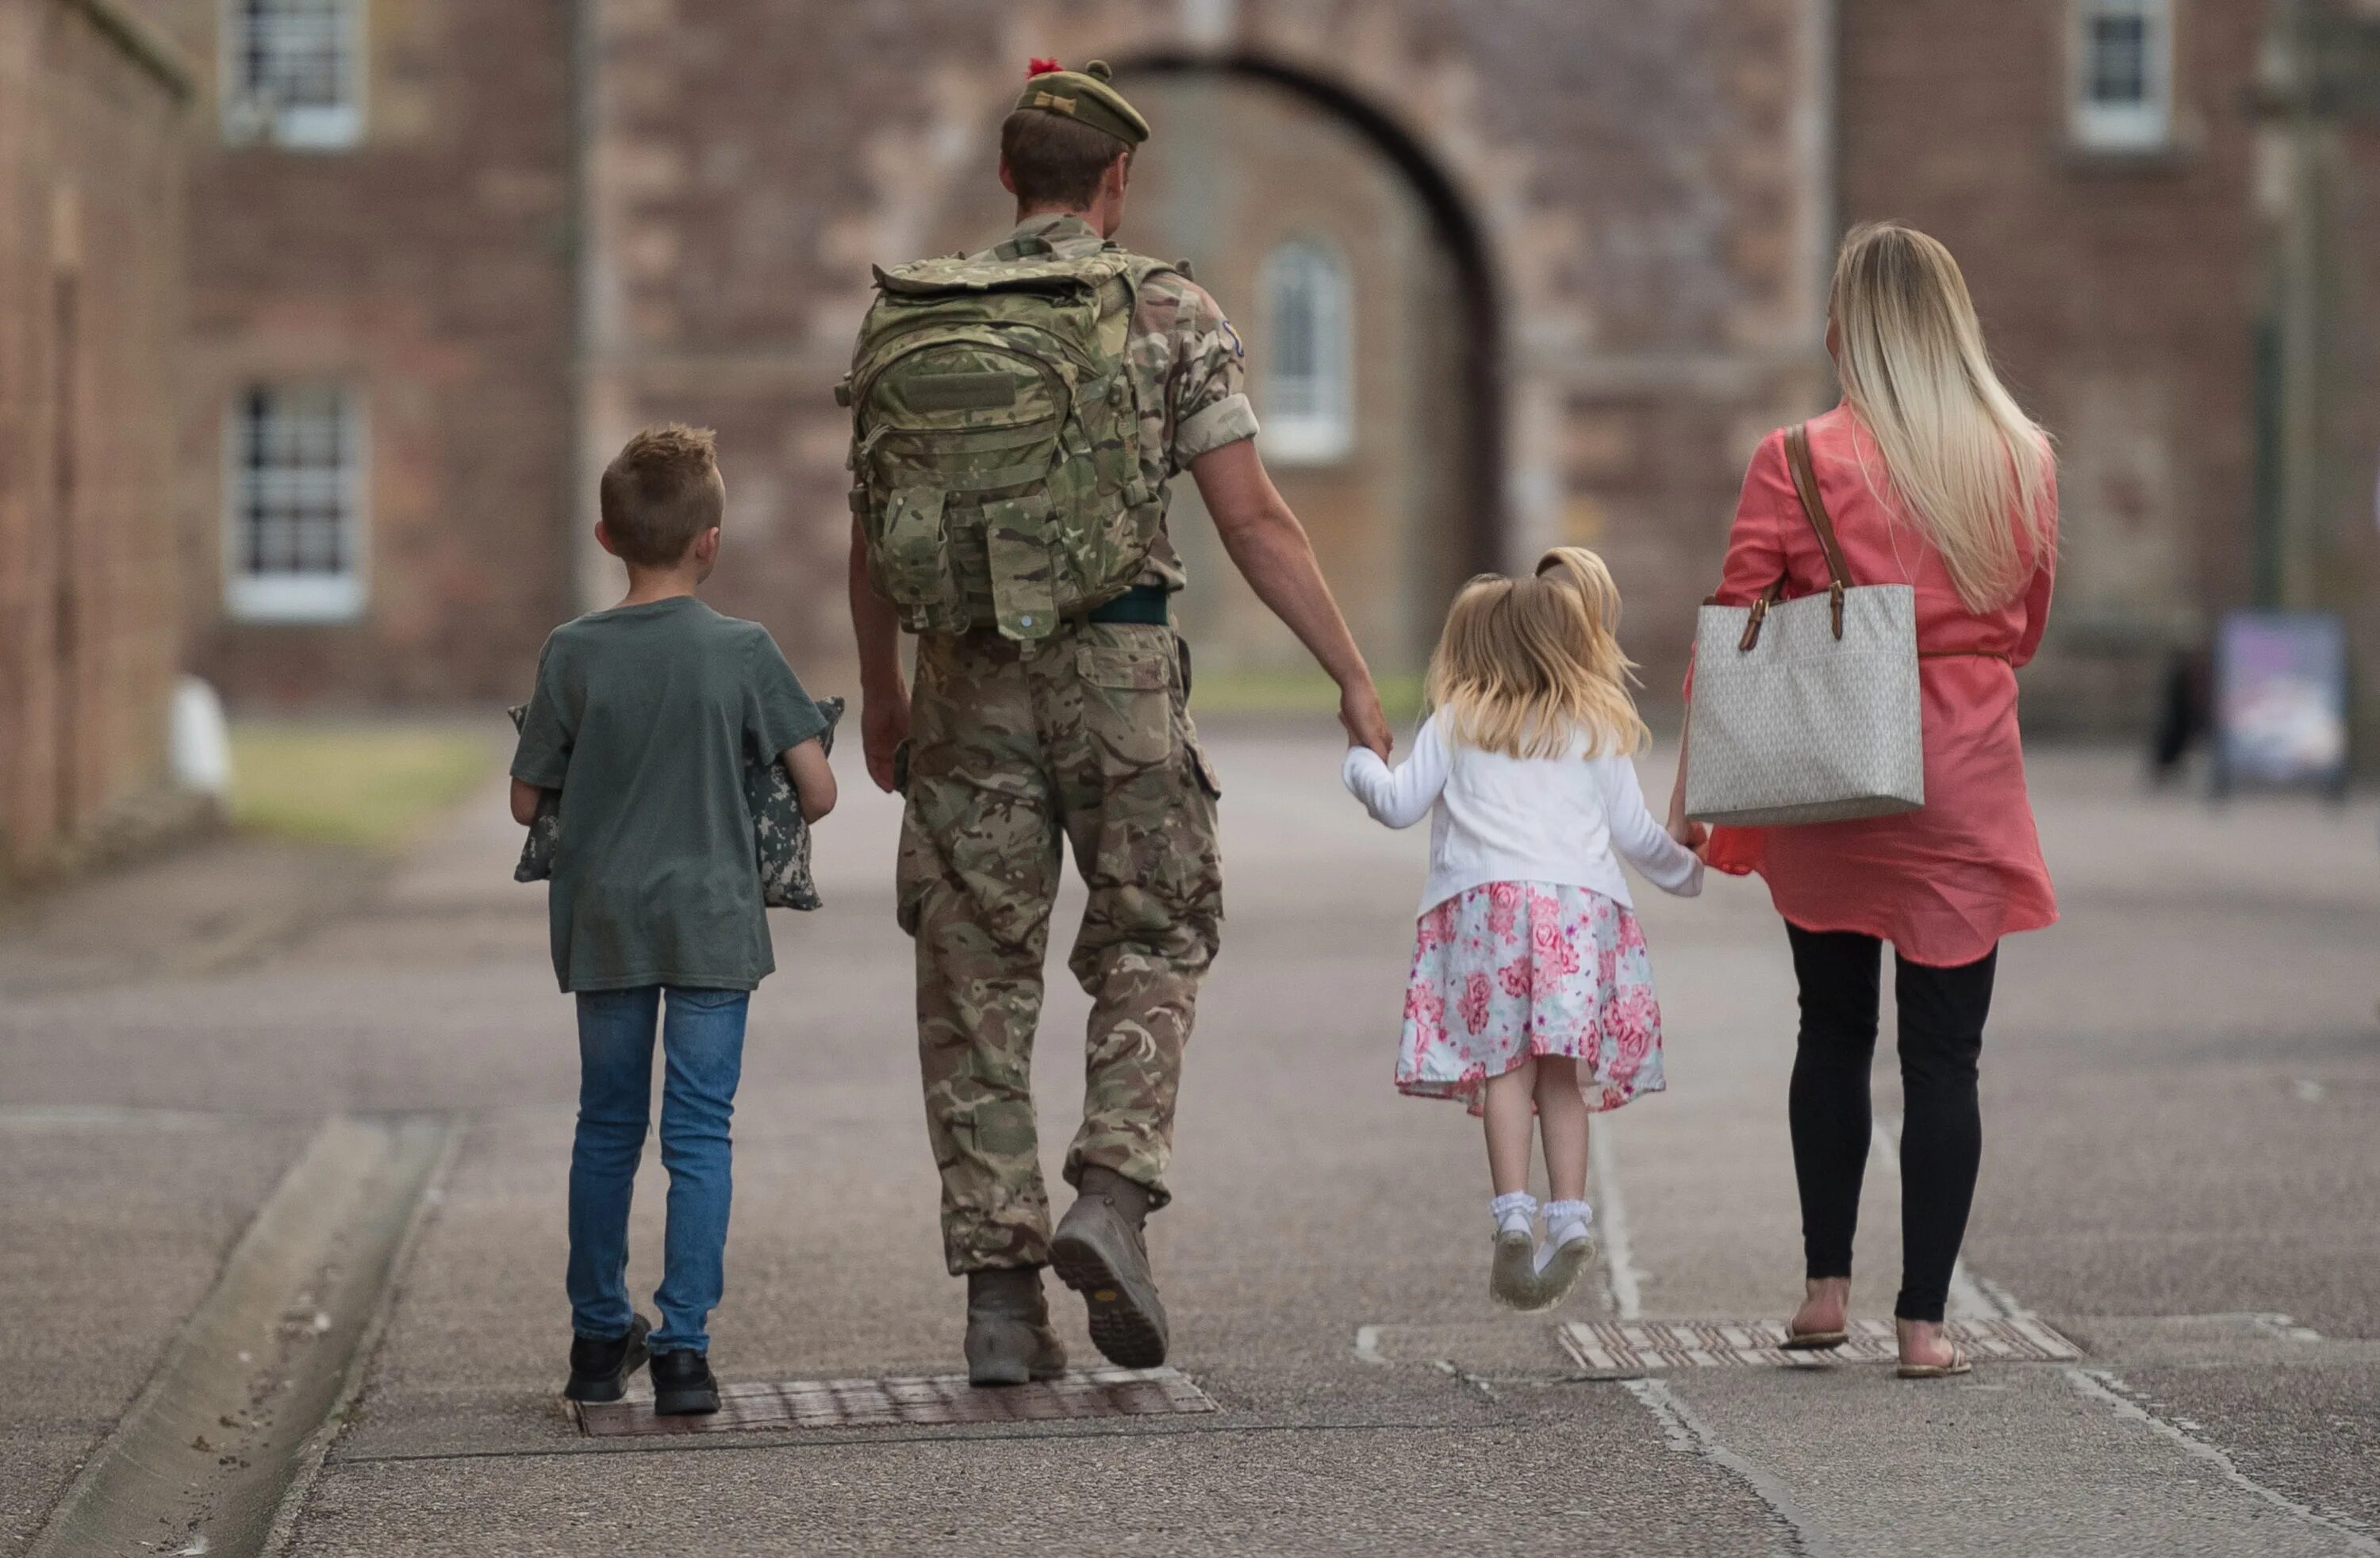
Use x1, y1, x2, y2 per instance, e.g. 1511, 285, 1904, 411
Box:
1258, 240, 1354, 465
2073, 0, 2175, 151
225, 386, 367, 624
221, 0, 364, 148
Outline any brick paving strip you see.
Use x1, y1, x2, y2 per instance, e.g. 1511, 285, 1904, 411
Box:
1557, 1316, 2083, 1375
575, 1367, 1219, 1438
25, 1115, 459, 1558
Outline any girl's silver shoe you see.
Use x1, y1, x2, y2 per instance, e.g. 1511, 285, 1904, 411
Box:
1532, 1230, 1598, 1309
1490, 1227, 1544, 1309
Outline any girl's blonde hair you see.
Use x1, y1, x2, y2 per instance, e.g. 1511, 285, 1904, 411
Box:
1425, 546, 1651, 759
1830, 221, 2056, 612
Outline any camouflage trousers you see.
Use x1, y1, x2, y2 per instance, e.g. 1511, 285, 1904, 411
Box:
898, 621, 1223, 1276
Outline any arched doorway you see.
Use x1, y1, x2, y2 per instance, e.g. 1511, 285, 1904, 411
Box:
923, 56, 1503, 684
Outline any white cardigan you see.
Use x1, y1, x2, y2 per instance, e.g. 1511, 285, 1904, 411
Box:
1342, 715, 1704, 915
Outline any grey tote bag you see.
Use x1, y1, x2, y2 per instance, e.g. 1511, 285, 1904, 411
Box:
1683, 424, 1922, 827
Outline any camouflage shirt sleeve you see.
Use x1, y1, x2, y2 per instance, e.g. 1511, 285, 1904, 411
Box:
1133, 271, 1259, 476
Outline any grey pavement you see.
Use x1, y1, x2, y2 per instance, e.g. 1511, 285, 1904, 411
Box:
2, 724, 2377, 1555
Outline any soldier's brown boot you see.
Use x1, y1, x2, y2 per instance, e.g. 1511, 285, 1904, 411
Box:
1050, 1166, 1169, 1368
965, 1266, 1067, 1387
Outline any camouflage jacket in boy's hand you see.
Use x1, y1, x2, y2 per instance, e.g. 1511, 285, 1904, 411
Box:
506, 696, 843, 911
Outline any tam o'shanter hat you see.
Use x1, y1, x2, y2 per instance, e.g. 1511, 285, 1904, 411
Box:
1015, 57, 1150, 146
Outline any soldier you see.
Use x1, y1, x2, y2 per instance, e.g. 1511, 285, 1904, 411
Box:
844, 58, 1392, 1385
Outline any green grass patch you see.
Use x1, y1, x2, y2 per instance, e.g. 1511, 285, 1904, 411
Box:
1190, 668, 1425, 724
229, 723, 497, 852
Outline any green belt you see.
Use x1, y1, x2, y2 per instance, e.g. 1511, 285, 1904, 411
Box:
1084, 585, 1172, 627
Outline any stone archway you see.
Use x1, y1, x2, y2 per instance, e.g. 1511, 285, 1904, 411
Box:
808, 2, 1598, 589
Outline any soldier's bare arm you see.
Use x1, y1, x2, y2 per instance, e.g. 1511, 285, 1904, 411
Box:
1189, 439, 1392, 758
781, 738, 838, 823
848, 516, 911, 794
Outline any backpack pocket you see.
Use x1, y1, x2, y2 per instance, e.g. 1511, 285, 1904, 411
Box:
982, 496, 1058, 641
870, 486, 953, 612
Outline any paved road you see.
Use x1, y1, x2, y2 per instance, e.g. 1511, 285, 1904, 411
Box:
4, 727, 2376, 1556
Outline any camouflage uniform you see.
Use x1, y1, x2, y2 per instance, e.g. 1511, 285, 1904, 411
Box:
896, 213, 1256, 1275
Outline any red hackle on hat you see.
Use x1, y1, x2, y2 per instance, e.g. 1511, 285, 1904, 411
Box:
1026, 56, 1061, 79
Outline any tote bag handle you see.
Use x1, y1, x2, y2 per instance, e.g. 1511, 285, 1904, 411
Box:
1739, 423, 1854, 650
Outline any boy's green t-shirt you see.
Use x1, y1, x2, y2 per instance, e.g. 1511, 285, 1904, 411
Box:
510, 596, 827, 993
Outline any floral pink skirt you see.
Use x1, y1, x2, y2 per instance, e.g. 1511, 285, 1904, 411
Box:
1399, 881, 1667, 1116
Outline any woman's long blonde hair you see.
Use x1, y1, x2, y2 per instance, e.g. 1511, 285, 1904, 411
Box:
1424, 547, 1650, 759
1831, 221, 2055, 612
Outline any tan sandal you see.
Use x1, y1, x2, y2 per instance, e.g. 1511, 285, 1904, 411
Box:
1896, 1341, 1972, 1379
1780, 1327, 1848, 1352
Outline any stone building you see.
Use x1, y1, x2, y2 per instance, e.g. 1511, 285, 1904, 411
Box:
1843, 0, 2380, 731
172, 0, 2380, 739
0, 0, 192, 880
176, 0, 576, 703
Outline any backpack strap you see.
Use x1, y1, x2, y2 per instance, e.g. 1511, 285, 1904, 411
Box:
1741, 423, 1854, 650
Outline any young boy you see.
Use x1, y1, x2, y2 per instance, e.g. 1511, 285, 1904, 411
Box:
509, 425, 835, 1415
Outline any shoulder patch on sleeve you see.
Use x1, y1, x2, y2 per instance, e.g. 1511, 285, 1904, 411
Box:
1219, 318, 1244, 360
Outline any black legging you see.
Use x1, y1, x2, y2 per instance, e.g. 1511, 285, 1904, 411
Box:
1786, 926, 1998, 1323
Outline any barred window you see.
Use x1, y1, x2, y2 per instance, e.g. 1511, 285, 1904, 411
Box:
221, 0, 364, 148
1259, 240, 1354, 466
224, 386, 367, 623
2074, 0, 2175, 151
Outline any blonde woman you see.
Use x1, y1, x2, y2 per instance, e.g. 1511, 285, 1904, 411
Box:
1345, 553, 1703, 1310
1677, 222, 2059, 1378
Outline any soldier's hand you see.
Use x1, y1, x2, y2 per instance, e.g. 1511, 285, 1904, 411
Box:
1339, 679, 1392, 760
862, 691, 911, 794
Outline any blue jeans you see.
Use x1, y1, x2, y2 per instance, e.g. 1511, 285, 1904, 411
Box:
567, 986, 748, 1354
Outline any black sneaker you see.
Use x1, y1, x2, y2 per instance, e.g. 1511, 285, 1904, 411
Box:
563, 1314, 651, 1403
651, 1349, 721, 1416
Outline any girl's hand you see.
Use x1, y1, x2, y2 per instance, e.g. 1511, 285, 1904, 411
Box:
1339, 679, 1392, 759
1669, 815, 1710, 857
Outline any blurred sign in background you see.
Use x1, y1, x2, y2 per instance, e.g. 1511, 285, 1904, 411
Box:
5, 0, 2380, 881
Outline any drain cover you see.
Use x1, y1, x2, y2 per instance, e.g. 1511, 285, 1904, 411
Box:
1557, 1317, 2081, 1373
577, 1366, 1217, 1437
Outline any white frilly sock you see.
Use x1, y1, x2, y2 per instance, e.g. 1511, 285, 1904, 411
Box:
1489, 1191, 1538, 1240
1538, 1199, 1594, 1267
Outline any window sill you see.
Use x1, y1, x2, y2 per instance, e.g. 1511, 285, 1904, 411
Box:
1262, 420, 1355, 470
2059, 136, 2199, 175
225, 576, 367, 626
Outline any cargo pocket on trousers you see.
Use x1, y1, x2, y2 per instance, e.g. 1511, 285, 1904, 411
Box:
1076, 638, 1176, 772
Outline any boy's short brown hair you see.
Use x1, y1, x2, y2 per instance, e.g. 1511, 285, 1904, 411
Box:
599, 424, 724, 566
1000, 109, 1130, 211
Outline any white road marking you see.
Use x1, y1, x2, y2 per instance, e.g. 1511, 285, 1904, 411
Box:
1622, 1378, 1828, 1556
2246, 1312, 2328, 1344
1589, 1126, 1645, 1319
2063, 1368, 2380, 1554
1351, 1324, 1389, 1366
0, 1105, 229, 1131
2295, 1077, 2328, 1102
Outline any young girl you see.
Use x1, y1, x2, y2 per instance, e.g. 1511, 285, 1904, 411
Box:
1344, 547, 1704, 1310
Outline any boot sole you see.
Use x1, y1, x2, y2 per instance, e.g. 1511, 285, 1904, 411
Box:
1050, 1230, 1167, 1369
653, 1382, 720, 1416
967, 1356, 1070, 1388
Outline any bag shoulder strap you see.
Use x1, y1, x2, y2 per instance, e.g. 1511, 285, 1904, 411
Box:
1738, 423, 1852, 648
1781, 423, 1853, 590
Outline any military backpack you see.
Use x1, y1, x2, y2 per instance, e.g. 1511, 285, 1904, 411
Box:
840, 242, 1173, 641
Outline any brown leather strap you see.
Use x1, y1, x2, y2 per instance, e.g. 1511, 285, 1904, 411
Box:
1740, 423, 1853, 650
1781, 424, 1853, 592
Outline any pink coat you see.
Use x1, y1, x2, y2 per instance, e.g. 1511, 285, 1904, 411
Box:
1696, 403, 2058, 967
